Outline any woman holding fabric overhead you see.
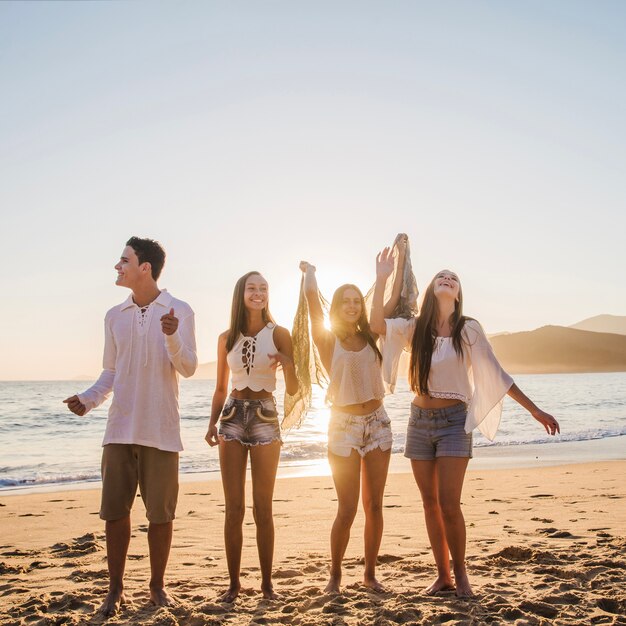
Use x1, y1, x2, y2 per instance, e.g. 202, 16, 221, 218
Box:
298, 240, 408, 594
205, 271, 298, 602
370, 249, 560, 598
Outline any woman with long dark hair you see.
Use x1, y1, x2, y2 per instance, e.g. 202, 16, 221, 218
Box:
371, 251, 560, 597
298, 256, 405, 593
205, 271, 298, 602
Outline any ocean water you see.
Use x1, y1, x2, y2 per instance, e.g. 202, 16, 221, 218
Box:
1, 373, 625, 492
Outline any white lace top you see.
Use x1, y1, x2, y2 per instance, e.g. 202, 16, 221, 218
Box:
326, 339, 386, 407
227, 323, 277, 392
383, 318, 513, 441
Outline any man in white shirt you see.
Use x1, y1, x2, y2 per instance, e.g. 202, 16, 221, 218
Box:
64, 236, 197, 616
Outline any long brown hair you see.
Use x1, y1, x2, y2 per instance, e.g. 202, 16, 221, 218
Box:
409, 271, 471, 395
226, 271, 276, 352
329, 284, 382, 362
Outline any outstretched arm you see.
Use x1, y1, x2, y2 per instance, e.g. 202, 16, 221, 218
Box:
507, 384, 560, 435
64, 315, 116, 415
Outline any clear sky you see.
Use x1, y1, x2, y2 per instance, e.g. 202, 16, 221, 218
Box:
1, 1, 625, 380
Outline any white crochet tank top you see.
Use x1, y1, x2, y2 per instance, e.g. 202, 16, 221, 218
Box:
326, 338, 385, 406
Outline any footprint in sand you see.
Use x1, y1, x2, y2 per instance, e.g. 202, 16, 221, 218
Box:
597, 598, 626, 614
519, 599, 559, 619
541, 592, 582, 605
1, 549, 37, 557
0, 562, 27, 575
272, 569, 302, 578
51, 533, 102, 559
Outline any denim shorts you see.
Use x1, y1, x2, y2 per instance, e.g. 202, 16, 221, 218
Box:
328, 406, 393, 458
218, 396, 282, 446
404, 403, 473, 460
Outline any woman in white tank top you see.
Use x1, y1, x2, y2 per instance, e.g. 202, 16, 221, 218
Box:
205, 271, 298, 602
299, 259, 405, 593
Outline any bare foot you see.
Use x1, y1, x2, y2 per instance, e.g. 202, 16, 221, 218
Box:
424, 575, 455, 595
219, 585, 241, 603
363, 576, 386, 593
454, 570, 474, 598
98, 588, 125, 617
261, 584, 278, 600
150, 586, 175, 607
324, 575, 341, 594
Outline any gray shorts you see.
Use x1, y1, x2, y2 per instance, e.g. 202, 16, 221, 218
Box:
218, 396, 282, 446
404, 403, 473, 460
328, 406, 393, 458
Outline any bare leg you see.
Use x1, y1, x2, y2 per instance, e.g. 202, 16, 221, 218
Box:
99, 515, 130, 616
148, 521, 174, 606
436, 457, 472, 597
411, 460, 455, 594
218, 439, 248, 602
250, 441, 281, 599
326, 450, 361, 593
361, 447, 391, 592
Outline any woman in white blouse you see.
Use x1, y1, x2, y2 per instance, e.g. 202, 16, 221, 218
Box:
370, 249, 560, 597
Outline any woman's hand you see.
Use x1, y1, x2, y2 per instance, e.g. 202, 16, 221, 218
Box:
268, 351, 293, 371
299, 261, 316, 273
205, 422, 219, 447
532, 409, 560, 436
394, 233, 408, 256
376, 247, 395, 281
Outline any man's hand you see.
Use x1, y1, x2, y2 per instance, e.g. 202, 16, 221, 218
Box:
161, 308, 178, 336
63, 395, 87, 416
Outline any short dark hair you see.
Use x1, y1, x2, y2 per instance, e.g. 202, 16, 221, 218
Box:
126, 236, 166, 280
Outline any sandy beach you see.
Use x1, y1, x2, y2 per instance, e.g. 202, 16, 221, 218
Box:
1, 460, 625, 625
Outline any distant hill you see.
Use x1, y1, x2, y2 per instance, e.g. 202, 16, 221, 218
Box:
194, 361, 218, 379
569, 314, 626, 336
490, 326, 626, 374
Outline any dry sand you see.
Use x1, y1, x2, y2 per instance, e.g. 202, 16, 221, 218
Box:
1, 461, 625, 625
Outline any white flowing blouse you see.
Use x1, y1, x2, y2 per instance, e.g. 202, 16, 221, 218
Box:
382, 318, 513, 441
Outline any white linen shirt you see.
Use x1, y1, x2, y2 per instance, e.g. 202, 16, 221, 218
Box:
77, 289, 198, 452
383, 318, 513, 441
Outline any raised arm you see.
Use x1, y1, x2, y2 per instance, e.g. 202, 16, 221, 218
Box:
205, 332, 230, 447
370, 247, 395, 336
299, 261, 333, 358
382, 233, 409, 318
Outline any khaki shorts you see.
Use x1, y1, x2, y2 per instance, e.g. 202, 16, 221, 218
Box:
100, 444, 179, 523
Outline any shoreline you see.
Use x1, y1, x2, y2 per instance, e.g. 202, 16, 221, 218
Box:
2, 435, 625, 497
